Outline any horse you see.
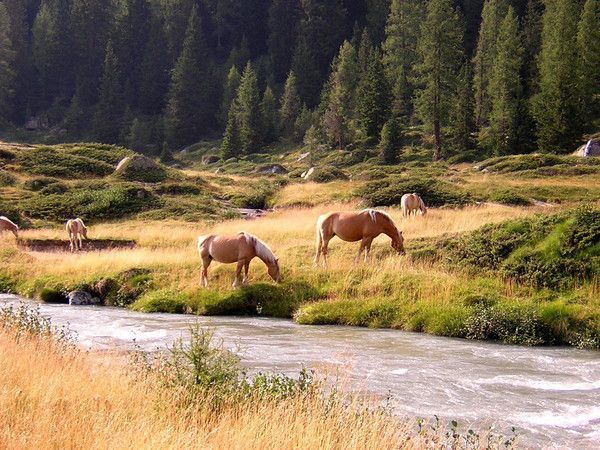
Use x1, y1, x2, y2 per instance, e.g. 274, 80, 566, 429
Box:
0, 216, 19, 240
314, 209, 405, 267
198, 231, 281, 288
66, 218, 89, 252
401, 193, 427, 217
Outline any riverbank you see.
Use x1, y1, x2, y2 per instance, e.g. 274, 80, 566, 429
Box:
1, 202, 598, 349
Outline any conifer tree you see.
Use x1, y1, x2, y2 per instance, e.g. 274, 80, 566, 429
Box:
139, 15, 171, 115
323, 41, 358, 148
165, 6, 210, 147
379, 117, 402, 164
260, 86, 279, 144
219, 65, 241, 127
448, 62, 475, 154
357, 28, 373, 75
473, 0, 509, 126
577, 0, 600, 129
382, 0, 424, 120
268, 0, 301, 81
236, 62, 262, 153
522, 0, 543, 98
414, 0, 465, 160
93, 41, 125, 143
280, 71, 302, 136
221, 105, 242, 159
357, 48, 390, 139
0, 3, 16, 120
32, 2, 60, 109
532, 0, 582, 152
488, 7, 523, 155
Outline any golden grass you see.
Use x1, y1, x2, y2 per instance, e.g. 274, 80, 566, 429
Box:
272, 181, 361, 207
0, 327, 467, 449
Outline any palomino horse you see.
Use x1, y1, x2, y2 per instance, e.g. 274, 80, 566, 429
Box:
0, 216, 19, 240
66, 218, 88, 252
401, 193, 427, 217
198, 231, 281, 288
314, 209, 405, 267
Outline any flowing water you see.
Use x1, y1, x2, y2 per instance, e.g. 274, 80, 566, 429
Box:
1, 294, 599, 448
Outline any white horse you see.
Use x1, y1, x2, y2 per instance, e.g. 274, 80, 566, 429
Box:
401, 193, 427, 217
66, 218, 89, 252
0, 216, 19, 240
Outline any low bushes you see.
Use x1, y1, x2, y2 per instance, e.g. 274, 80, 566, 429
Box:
61, 143, 133, 165
16, 146, 114, 178
306, 166, 349, 183
488, 190, 531, 206
0, 170, 16, 186
478, 154, 600, 174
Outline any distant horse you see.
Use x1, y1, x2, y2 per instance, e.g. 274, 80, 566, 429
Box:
66, 218, 88, 252
401, 193, 427, 217
314, 209, 405, 267
0, 216, 19, 240
198, 232, 281, 288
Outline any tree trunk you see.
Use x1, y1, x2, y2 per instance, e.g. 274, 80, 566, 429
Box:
433, 119, 442, 160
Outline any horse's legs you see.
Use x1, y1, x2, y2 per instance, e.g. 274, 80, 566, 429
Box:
364, 238, 374, 263
200, 257, 211, 287
69, 232, 74, 252
232, 260, 244, 288
78, 233, 83, 251
321, 237, 331, 268
242, 261, 250, 285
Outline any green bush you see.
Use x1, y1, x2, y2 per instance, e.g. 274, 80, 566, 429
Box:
358, 177, 470, 207
478, 154, 600, 174
0, 170, 16, 186
61, 143, 133, 165
40, 182, 69, 195
155, 182, 203, 195
308, 166, 349, 183
0, 148, 16, 162
16, 147, 114, 178
0, 272, 16, 293
23, 176, 61, 191
39, 287, 68, 304
488, 190, 532, 206
0, 199, 22, 225
131, 289, 188, 313
104, 268, 153, 307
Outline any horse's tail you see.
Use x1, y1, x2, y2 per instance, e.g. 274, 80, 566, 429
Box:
315, 215, 327, 253
197, 235, 212, 255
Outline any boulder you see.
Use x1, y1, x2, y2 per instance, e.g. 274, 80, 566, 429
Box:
297, 152, 310, 162
574, 139, 600, 157
114, 154, 167, 182
201, 154, 220, 165
256, 164, 288, 175
302, 167, 315, 179
68, 290, 102, 306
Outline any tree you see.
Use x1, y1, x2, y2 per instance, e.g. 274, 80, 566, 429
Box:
268, 0, 301, 81
577, 0, 600, 129
414, 0, 465, 160
488, 7, 524, 155
379, 117, 402, 164
323, 41, 358, 148
532, 0, 582, 152
235, 62, 262, 153
139, 15, 171, 115
280, 71, 302, 136
0, 3, 16, 120
93, 41, 125, 144
220, 104, 242, 159
357, 48, 390, 139
382, 0, 424, 120
219, 65, 241, 127
472, 0, 509, 126
448, 62, 476, 154
522, 0, 543, 98
356, 28, 373, 75
165, 6, 211, 147
260, 86, 279, 144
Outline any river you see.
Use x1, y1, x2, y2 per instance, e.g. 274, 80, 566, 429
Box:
1, 294, 598, 448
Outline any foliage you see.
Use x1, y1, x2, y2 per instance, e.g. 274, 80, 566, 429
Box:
16, 146, 114, 178
379, 118, 402, 164
0, 169, 16, 186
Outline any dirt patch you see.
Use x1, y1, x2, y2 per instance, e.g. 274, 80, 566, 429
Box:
19, 238, 137, 252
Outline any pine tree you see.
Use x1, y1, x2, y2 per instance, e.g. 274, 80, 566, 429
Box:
93, 41, 125, 144
357, 48, 390, 140
577, 0, 600, 129
379, 117, 402, 164
356, 28, 373, 75
382, 0, 424, 121
323, 41, 358, 148
532, 0, 582, 152
260, 86, 279, 144
522, 0, 543, 98
0, 3, 15, 120
221, 104, 242, 159
473, 0, 509, 126
165, 6, 210, 148
448, 62, 475, 154
236, 62, 262, 153
280, 71, 302, 136
160, 141, 173, 163
268, 0, 301, 81
414, 0, 465, 160
139, 15, 171, 115
219, 65, 241, 127
366, 0, 391, 44
488, 7, 524, 155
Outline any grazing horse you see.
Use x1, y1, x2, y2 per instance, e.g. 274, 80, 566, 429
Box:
314, 209, 405, 267
401, 193, 427, 217
0, 216, 19, 240
66, 218, 88, 252
198, 231, 281, 288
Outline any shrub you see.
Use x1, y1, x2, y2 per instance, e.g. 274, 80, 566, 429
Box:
0, 200, 22, 225
16, 147, 114, 178
307, 166, 349, 183
488, 190, 532, 206
229, 186, 275, 209
0, 148, 16, 162
40, 182, 69, 195
131, 290, 188, 313
61, 143, 133, 165
155, 182, 203, 196
0, 170, 16, 186
0, 272, 16, 293
23, 176, 61, 191
104, 268, 153, 307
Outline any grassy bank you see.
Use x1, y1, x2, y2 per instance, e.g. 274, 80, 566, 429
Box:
0, 306, 514, 448
1, 202, 598, 349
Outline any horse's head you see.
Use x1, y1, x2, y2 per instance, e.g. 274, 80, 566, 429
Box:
267, 258, 281, 283
392, 230, 405, 255
420, 205, 428, 215
82, 226, 89, 239
13, 226, 19, 241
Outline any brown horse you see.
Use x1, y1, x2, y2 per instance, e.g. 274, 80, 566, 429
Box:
198, 231, 281, 288
66, 218, 89, 252
401, 193, 427, 217
0, 216, 19, 240
314, 209, 405, 267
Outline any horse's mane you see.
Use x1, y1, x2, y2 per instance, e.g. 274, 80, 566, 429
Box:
197, 235, 212, 247
0, 216, 18, 229
363, 208, 394, 224
240, 232, 277, 263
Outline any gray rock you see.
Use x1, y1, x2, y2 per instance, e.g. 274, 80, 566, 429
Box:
68, 290, 102, 306
201, 154, 220, 165
575, 139, 600, 157
257, 164, 288, 175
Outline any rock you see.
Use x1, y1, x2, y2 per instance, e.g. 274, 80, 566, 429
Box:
114, 154, 167, 182
93, 279, 117, 299
256, 164, 288, 175
297, 152, 310, 162
214, 167, 223, 174
68, 290, 102, 306
574, 139, 600, 157
201, 154, 220, 165
302, 167, 315, 179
